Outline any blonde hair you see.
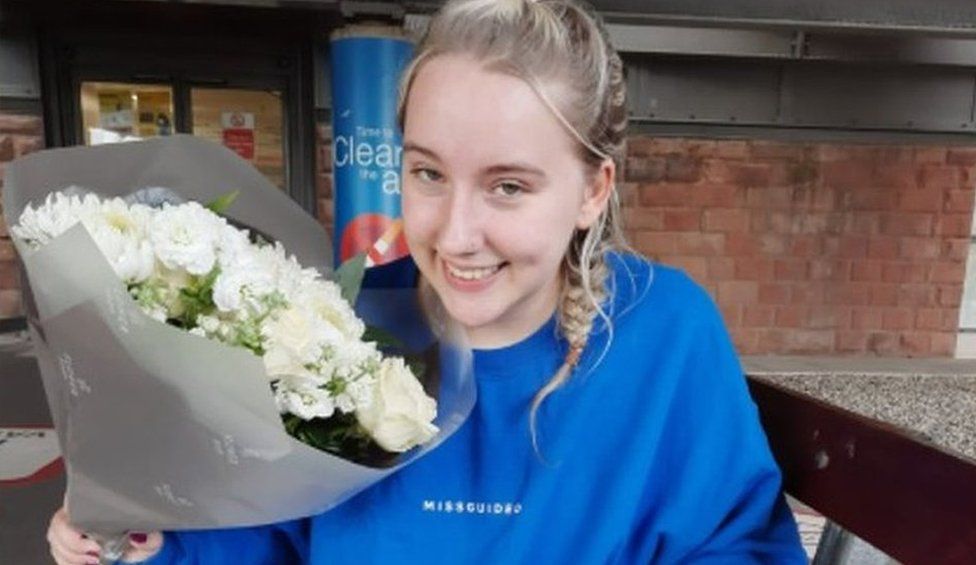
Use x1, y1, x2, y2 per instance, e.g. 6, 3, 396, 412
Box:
397, 0, 629, 456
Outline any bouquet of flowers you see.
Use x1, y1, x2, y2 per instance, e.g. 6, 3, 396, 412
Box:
3, 136, 475, 559
13, 189, 438, 462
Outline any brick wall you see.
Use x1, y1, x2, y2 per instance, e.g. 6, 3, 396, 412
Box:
5, 121, 975, 359
621, 137, 976, 357
0, 112, 46, 319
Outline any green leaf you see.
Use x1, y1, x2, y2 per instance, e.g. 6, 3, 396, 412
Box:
333, 252, 367, 306
205, 190, 240, 214
362, 326, 405, 351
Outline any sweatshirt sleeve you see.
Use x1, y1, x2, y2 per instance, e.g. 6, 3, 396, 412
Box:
121, 518, 308, 565
632, 282, 808, 564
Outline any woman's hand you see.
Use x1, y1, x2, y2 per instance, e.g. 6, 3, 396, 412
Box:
47, 504, 164, 564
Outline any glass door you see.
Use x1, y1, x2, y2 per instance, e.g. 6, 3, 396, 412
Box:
189, 87, 287, 191
79, 81, 174, 145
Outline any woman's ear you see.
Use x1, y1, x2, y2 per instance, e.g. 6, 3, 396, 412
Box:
576, 158, 615, 230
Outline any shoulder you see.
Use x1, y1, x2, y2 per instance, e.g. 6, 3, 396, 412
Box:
604, 251, 721, 332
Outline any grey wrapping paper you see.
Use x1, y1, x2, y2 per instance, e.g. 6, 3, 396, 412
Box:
3, 136, 476, 533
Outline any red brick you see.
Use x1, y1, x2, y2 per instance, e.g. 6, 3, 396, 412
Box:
821, 161, 875, 189
662, 209, 702, 231
831, 236, 869, 259
919, 165, 961, 190
867, 332, 900, 354
945, 190, 974, 213
693, 184, 743, 208
934, 214, 972, 237
706, 257, 736, 281
851, 260, 883, 281
634, 231, 678, 255
675, 233, 724, 256
622, 208, 664, 230
0, 135, 13, 161
639, 183, 690, 207
710, 140, 750, 160
718, 303, 742, 327
787, 236, 822, 258
746, 186, 793, 209
13, 136, 43, 158
792, 186, 836, 211
808, 306, 845, 329
749, 141, 806, 160
872, 162, 918, 189
0, 289, 21, 318
315, 174, 333, 199
791, 283, 825, 305
836, 330, 869, 352
930, 261, 966, 284
731, 328, 760, 354
869, 284, 899, 307
898, 189, 944, 213
724, 233, 759, 256
756, 329, 785, 352
703, 209, 750, 233
946, 148, 976, 167
825, 282, 870, 305
930, 332, 956, 355
718, 280, 759, 304
734, 257, 776, 281
900, 332, 933, 356
758, 283, 790, 305
775, 305, 808, 328
899, 237, 940, 260
879, 213, 933, 236
0, 240, 16, 262
617, 182, 639, 207
658, 255, 707, 282
844, 189, 894, 211
664, 154, 702, 183
897, 284, 937, 307
758, 234, 789, 255
915, 308, 942, 331
867, 237, 900, 260
882, 308, 914, 331
742, 304, 775, 327
625, 156, 666, 182
0, 261, 19, 289
0, 114, 43, 135
881, 261, 929, 284
942, 238, 969, 261
848, 213, 882, 236
937, 285, 962, 307
783, 330, 834, 354
809, 259, 850, 281
914, 147, 947, 164
851, 307, 884, 330
774, 259, 808, 280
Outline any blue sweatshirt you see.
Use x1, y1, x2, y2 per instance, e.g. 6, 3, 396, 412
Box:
137, 254, 806, 564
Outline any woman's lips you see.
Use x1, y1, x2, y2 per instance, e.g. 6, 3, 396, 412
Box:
442, 260, 506, 292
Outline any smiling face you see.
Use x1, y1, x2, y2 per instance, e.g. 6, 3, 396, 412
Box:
401, 54, 610, 348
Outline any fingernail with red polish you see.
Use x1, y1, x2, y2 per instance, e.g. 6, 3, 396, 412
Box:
130, 532, 148, 544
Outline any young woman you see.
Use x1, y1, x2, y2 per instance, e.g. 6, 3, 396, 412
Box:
48, 1, 806, 563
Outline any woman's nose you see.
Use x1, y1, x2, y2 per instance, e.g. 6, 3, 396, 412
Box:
437, 189, 484, 255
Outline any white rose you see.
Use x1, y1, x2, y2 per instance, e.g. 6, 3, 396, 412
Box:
149, 201, 221, 275
356, 357, 438, 453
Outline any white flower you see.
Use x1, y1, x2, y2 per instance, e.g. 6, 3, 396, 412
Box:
261, 306, 345, 379
82, 199, 156, 283
292, 279, 365, 341
356, 357, 438, 453
149, 201, 222, 275
274, 373, 336, 420
13, 190, 101, 247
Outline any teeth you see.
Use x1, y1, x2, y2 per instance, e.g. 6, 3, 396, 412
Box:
447, 263, 502, 281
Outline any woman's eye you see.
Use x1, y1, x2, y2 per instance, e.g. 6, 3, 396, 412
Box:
492, 182, 524, 197
412, 168, 443, 183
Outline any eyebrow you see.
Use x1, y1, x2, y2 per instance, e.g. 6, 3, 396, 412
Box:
403, 141, 547, 178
